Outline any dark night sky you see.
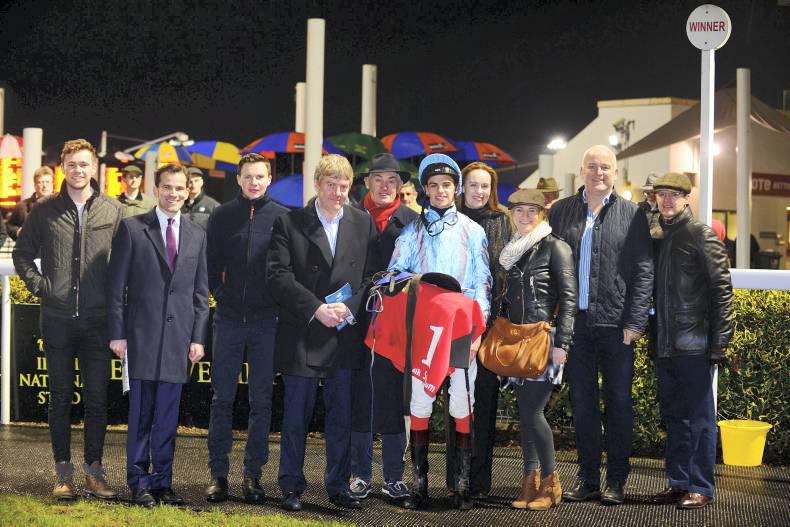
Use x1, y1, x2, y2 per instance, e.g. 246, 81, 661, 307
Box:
1, 0, 788, 164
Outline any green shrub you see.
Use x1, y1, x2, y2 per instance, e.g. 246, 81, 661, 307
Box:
432, 290, 789, 464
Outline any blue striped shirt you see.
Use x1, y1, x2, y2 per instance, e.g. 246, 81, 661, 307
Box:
578, 190, 611, 311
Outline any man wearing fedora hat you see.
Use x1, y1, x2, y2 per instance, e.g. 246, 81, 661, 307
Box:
649, 173, 732, 510
536, 177, 563, 209
638, 173, 662, 239
348, 152, 418, 506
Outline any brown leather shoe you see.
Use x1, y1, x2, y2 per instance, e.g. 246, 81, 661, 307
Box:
677, 492, 713, 509
652, 487, 686, 505
53, 480, 77, 500
85, 474, 118, 500
84, 462, 118, 500
511, 469, 540, 509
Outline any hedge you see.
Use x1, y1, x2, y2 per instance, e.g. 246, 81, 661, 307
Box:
4, 277, 788, 464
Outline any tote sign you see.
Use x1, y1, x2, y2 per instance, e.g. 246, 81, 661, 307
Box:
687, 4, 732, 50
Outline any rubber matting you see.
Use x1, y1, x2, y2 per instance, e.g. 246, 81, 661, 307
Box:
0, 425, 788, 526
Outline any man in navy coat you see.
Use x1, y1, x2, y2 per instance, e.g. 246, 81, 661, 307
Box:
266, 154, 380, 511
108, 163, 209, 507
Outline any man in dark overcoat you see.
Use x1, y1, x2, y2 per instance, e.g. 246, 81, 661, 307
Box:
266, 154, 379, 511
108, 163, 209, 507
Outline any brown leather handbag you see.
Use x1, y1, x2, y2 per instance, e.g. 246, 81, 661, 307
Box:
478, 317, 552, 378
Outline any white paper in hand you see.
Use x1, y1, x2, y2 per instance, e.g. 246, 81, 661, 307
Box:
122, 355, 130, 395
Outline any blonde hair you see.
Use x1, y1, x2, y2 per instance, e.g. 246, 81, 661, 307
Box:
33, 166, 54, 182
508, 205, 547, 232
314, 154, 353, 183
60, 139, 97, 164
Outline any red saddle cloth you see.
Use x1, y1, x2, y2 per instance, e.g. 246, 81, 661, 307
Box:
365, 282, 485, 397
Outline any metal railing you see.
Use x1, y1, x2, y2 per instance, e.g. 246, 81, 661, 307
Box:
1, 261, 788, 425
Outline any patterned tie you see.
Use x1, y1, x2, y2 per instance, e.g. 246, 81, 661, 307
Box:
166, 217, 177, 271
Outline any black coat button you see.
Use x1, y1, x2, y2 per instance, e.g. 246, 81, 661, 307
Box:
311, 265, 319, 272
166, 315, 174, 322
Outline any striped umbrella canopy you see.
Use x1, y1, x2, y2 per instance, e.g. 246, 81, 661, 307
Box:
451, 141, 516, 167
186, 141, 241, 172
381, 131, 458, 159
134, 142, 193, 165
267, 174, 304, 208
497, 183, 517, 203
0, 134, 23, 158
327, 133, 385, 159
241, 132, 343, 158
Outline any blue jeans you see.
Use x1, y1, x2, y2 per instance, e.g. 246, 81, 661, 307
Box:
567, 313, 634, 486
350, 431, 406, 484
657, 355, 717, 497
207, 316, 276, 480
279, 370, 353, 498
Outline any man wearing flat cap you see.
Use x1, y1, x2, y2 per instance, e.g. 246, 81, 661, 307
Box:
348, 152, 418, 506
649, 173, 733, 510
117, 165, 156, 218
536, 177, 562, 209
183, 167, 220, 230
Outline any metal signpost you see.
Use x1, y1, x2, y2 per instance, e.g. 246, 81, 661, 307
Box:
686, 4, 731, 226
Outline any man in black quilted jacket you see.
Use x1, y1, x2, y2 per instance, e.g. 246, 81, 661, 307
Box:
548, 145, 653, 506
649, 173, 732, 510
13, 139, 123, 501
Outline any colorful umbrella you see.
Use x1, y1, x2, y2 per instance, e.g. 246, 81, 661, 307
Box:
134, 142, 193, 165
0, 134, 23, 158
186, 141, 241, 172
241, 132, 343, 157
327, 133, 385, 159
381, 131, 458, 159
267, 174, 304, 208
451, 141, 516, 167
497, 183, 517, 203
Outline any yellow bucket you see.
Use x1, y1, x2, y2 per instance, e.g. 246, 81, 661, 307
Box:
718, 420, 772, 467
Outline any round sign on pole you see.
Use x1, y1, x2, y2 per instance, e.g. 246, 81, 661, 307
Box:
687, 4, 732, 50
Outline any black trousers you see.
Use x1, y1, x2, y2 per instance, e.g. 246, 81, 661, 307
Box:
42, 315, 110, 465
445, 357, 499, 492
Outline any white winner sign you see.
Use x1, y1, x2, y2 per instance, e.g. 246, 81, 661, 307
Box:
687, 4, 732, 50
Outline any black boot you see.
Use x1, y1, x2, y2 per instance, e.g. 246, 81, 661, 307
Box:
409, 429, 430, 509
453, 431, 473, 510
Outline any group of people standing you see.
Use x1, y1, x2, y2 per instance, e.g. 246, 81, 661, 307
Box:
11, 137, 732, 514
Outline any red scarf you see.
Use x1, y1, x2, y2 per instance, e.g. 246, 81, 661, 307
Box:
364, 193, 401, 233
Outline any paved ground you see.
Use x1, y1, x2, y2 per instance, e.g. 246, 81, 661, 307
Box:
0, 425, 788, 526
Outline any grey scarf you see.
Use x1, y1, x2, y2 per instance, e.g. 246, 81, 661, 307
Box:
499, 221, 552, 270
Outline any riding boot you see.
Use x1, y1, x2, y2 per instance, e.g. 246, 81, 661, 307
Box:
409, 429, 430, 509
453, 431, 473, 510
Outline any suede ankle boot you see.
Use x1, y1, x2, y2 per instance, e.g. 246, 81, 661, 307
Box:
511, 469, 540, 509
527, 471, 562, 510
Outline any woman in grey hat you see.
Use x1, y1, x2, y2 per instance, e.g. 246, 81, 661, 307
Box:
499, 189, 576, 511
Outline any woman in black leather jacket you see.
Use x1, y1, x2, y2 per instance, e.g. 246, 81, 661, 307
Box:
499, 189, 576, 511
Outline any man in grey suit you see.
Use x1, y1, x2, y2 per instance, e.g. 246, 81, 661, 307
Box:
108, 163, 209, 507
